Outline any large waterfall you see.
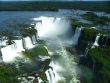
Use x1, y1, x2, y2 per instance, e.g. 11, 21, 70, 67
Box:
0, 16, 80, 83
33, 16, 71, 38
34, 16, 80, 83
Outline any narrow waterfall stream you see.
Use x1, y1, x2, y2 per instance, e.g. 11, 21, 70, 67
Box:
92, 34, 100, 48
93, 34, 100, 46
72, 28, 82, 46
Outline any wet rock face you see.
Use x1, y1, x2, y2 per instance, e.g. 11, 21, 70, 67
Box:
0, 50, 3, 62
98, 35, 110, 47
17, 58, 51, 83
77, 29, 96, 52
76, 28, 110, 52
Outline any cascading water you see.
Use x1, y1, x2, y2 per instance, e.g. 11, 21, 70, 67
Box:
46, 68, 55, 83
0, 15, 80, 82
34, 16, 80, 83
14, 39, 24, 52
1, 44, 19, 62
72, 28, 82, 46
24, 37, 35, 49
0, 36, 36, 62
33, 16, 71, 38
92, 34, 100, 48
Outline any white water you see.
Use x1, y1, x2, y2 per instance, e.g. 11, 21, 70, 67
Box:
34, 16, 80, 83
92, 34, 100, 48
24, 37, 35, 49
33, 16, 71, 38
0, 15, 80, 82
72, 28, 82, 46
1, 36, 36, 62
1, 44, 20, 62
45, 40, 80, 83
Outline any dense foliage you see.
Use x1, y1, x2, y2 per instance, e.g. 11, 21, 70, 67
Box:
24, 46, 49, 59
0, 64, 17, 83
82, 12, 110, 25
88, 47, 110, 83
18, 23, 37, 37
0, 1, 110, 12
77, 28, 100, 51
71, 18, 95, 28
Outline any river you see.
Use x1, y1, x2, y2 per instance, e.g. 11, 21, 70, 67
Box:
0, 9, 105, 83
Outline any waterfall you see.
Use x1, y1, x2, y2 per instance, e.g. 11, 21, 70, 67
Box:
0, 35, 36, 62
92, 34, 100, 48
46, 61, 63, 83
46, 68, 55, 83
23, 37, 34, 49
72, 28, 82, 46
33, 16, 80, 83
1, 44, 19, 62
33, 16, 70, 38
0, 36, 36, 62
46, 70, 51, 83
45, 41, 80, 83
14, 39, 24, 52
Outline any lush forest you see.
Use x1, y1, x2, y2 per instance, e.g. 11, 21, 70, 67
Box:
0, 1, 110, 12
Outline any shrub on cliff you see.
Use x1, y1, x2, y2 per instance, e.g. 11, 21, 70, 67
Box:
23, 46, 49, 59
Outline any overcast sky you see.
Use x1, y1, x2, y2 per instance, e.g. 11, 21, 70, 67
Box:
0, 0, 109, 1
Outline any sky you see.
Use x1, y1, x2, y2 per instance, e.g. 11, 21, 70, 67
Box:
0, 0, 109, 1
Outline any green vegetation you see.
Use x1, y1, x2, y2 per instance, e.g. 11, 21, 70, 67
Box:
77, 28, 100, 51
0, 1, 110, 12
18, 23, 38, 45
82, 12, 110, 25
0, 31, 14, 45
71, 19, 95, 28
18, 23, 37, 37
88, 47, 110, 83
77, 27, 109, 51
23, 45, 49, 59
89, 47, 110, 70
76, 24, 110, 83
80, 65, 94, 83
0, 64, 17, 83
71, 18, 96, 29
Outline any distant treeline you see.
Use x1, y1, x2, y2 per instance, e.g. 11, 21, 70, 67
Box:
0, 1, 110, 12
